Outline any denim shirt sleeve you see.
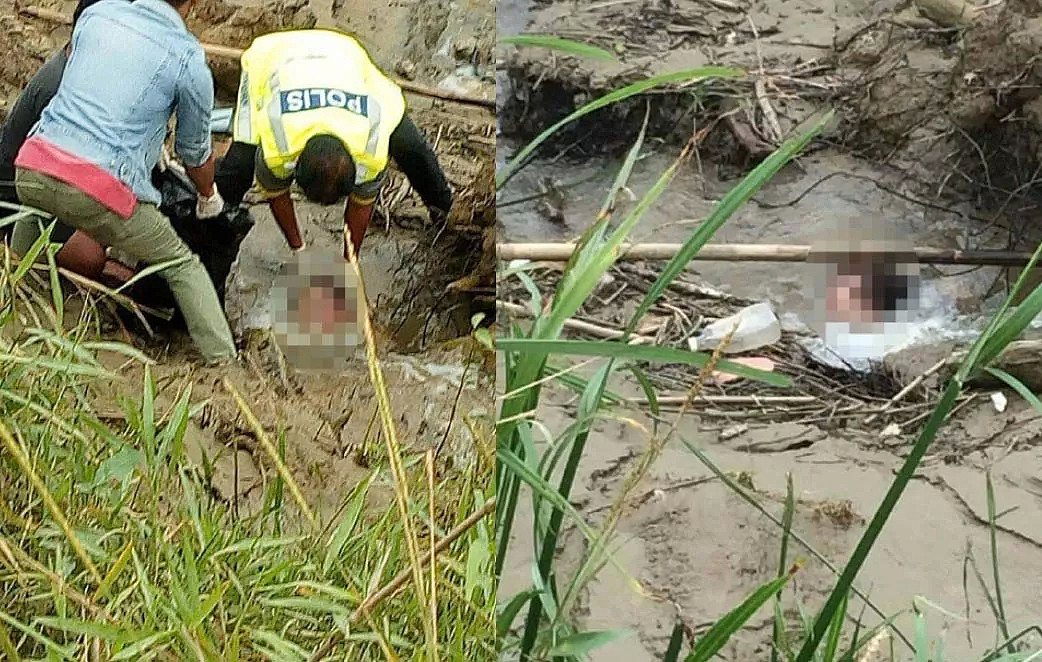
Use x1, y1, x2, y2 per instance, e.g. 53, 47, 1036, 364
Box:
174, 48, 213, 168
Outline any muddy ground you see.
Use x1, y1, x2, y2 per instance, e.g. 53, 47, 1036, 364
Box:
0, 0, 495, 526
499, 0, 1042, 659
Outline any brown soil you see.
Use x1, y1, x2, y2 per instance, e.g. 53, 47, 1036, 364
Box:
90, 336, 493, 523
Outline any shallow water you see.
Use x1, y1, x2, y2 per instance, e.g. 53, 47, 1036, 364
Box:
497, 144, 1012, 363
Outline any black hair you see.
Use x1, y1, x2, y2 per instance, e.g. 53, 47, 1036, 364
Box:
296, 134, 355, 205
72, 0, 120, 25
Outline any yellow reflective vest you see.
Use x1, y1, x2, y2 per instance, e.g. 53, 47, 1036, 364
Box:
232, 29, 406, 195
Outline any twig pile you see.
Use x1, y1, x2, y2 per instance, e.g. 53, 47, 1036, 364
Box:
498, 262, 961, 434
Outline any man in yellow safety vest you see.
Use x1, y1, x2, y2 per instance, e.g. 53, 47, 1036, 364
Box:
215, 29, 454, 259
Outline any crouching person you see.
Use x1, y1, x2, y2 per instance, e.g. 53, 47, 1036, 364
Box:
12, 0, 236, 364
1, 0, 134, 285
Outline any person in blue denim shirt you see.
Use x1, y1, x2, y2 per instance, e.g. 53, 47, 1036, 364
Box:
3, 0, 136, 284
13, 0, 237, 364
30, 0, 220, 209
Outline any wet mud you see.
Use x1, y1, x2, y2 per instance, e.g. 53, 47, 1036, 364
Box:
498, 0, 1042, 658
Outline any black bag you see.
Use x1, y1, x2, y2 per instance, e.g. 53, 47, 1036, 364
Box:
126, 167, 254, 325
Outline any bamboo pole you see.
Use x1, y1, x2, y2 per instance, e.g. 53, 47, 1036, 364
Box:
497, 242, 1040, 267
18, 6, 495, 110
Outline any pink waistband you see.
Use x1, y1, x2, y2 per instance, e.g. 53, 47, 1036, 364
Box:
15, 136, 137, 219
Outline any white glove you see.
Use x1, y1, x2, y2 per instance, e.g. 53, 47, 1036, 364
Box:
291, 242, 307, 254
196, 186, 225, 219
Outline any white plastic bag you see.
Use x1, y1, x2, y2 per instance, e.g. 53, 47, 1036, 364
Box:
688, 302, 781, 354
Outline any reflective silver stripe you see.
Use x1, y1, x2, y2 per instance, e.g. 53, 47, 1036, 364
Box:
365, 97, 382, 155
266, 72, 291, 154
355, 162, 370, 182
235, 71, 252, 143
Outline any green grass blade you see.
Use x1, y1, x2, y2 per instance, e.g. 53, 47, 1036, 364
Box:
516, 269, 544, 317
10, 219, 54, 285
0, 208, 48, 230
499, 338, 791, 386
823, 591, 848, 662
546, 362, 625, 407
519, 360, 615, 657
541, 148, 685, 341
113, 256, 191, 294
554, 106, 649, 296
773, 473, 796, 662
685, 572, 794, 662
548, 629, 632, 655
141, 364, 156, 457
664, 622, 686, 662
111, 630, 176, 661
498, 590, 537, 639
913, 606, 928, 662
496, 67, 742, 188
0, 618, 19, 662
0, 610, 74, 659
189, 580, 230, 628
960, 240, 1042, 380
81, 340, 155, 364
985, 367, 1042, 414
322, 473, 373, 576
629, 364, 660, 430
986, 469, 1012, 648
0, 353, 116, 378
497, 448, 601, 545
45, 244, 63, 322
33, 618, 131, 641
500, 34, 617, 60
794, 378, 962, 660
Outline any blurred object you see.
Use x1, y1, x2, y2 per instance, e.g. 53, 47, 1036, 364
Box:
688, 302, 781, 354
807, 220, 920, 361
270, 250, 364, 373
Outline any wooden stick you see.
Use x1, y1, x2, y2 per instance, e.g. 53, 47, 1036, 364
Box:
17, 6, 69, 23
497, 300, 655, 344
633, 394, 818, 406
864, 357, 948, 424
498, 242, 1040, 266
19, 6, 495, 110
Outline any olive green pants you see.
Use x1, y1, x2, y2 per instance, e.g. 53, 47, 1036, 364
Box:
14, 168, 237, 363
10, 216, 75, 255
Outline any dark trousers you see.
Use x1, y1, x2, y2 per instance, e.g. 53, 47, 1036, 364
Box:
215, 141, 260, 208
